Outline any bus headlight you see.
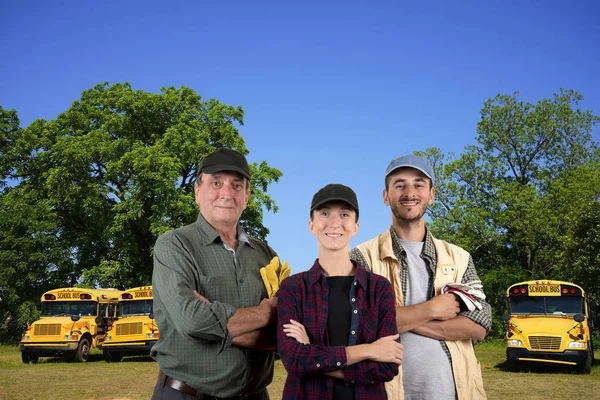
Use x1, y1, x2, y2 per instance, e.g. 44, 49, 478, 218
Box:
146, 333, 158, 339
507, 340, 523, 346
23, 335, 30, 341
568, 342, 585, 348
64, 335, 73, 340
105, 336, 112, 341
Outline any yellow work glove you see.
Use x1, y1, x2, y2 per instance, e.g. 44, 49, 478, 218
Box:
279, 261, 291, 285
260, 256, 281, 298
272, 259, 292, 297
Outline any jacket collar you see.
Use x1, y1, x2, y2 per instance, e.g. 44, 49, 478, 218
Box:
380, 226, 435, 263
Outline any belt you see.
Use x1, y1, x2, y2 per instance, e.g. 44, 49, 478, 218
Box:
158, 371, 256, 399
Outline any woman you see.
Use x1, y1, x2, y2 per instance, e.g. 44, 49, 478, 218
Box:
277, 183, 403, 399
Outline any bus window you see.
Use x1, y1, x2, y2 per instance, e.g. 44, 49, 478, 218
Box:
546, 297, 584, 315
118, 300, 153, 316
509, 297, 545, 315
41, 301, 97, 316
509, 296, 583, 315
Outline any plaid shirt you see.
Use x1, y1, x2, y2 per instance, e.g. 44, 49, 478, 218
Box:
350, 227, 493, 361
277, 260, 399, 400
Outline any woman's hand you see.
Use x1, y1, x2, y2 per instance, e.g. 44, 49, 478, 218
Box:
282, 319, 310, 344
368, 334, 403, 365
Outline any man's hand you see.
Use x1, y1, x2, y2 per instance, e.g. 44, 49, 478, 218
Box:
368, 334, 404, 365
427, 293, 460, 321
258, 297, 278, 325
282, 319, 310, 344
193, 290, 209, 303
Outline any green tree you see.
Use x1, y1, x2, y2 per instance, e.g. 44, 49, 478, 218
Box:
420, 89, 599, 337
0, 84, 281, 339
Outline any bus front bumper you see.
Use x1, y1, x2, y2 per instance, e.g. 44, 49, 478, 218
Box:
100, 340, 157, 353
19, 342, 79, 355
507, 347, 587, 366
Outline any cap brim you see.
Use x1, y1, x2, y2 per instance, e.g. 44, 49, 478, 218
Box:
202, 164, 251, 180
311, 197, 359, 213
386, 164, 432, 180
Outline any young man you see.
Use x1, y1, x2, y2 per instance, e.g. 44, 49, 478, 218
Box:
278, 184, 403, 399
151, 148, 278, 400
350, 155, 492, 400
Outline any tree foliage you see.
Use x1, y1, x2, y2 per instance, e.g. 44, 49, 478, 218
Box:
0, 84, 281, 338
420, 89, 600, 337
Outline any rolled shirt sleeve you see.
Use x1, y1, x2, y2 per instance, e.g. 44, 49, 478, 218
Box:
458, 256, 492, 332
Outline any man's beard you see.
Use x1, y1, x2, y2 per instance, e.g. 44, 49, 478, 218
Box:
390, 200, 428, 224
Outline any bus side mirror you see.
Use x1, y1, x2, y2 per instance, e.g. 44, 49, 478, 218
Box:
574, 313, 585, 323
95, 315, 103, 325
496, 295, 505, 315
71, 315, 81, 322
148, 313, 154, 320
501, 313, 511, 322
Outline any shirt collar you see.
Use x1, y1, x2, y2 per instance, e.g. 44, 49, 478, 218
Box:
194, 213, 253, 248
389, 226, 436, 262
306, 259, 367, 289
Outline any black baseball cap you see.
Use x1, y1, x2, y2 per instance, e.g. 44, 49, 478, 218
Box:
310, 184, 359, 220
197, 148, 251, 180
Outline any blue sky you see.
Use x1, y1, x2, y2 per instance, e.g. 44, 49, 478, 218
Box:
2, 1, 599, 274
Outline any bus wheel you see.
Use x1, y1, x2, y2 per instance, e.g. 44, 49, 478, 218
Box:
30, 355, 39, 364
74, 338, 91, 362
21, 352, 30, 364
578, 347, 592, 374
103, 350, 123, 363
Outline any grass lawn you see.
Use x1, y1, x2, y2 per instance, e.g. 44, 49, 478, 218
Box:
1, 341, 598, 399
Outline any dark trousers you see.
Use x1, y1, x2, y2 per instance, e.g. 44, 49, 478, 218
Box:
152, 378, 197, 400
151, 373, 269, 400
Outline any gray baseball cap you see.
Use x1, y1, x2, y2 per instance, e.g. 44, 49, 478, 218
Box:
384, 154, 434, 186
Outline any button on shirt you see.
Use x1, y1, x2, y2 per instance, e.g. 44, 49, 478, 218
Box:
277, 260, 399, 400
151, 213, 277, 397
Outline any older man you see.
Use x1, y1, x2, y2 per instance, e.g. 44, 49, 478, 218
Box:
151, 148, 278, 400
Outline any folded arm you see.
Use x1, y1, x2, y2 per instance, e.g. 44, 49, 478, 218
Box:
153, 234, 276, 352
406, 256, 492, 341
194, 290, 277, 348
281, 277, 402, 383
411, 315, 486, 341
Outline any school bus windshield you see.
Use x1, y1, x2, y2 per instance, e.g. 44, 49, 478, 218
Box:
118, 299, 153, 316
41, 301, 97, 317
509, 296, 584, 315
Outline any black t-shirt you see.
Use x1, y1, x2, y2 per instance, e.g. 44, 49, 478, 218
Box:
327, 276, 355, 400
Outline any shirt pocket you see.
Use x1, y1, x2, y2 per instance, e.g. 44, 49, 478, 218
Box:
359, 307, 380, 342
436, 264, 460, 288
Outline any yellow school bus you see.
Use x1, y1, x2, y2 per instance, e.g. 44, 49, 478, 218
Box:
502, 280, 597, 373
100, 286, 158, 362
19, 287, 123, 363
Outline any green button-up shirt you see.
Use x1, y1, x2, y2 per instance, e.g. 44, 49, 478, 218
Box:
151, 213, 277, 397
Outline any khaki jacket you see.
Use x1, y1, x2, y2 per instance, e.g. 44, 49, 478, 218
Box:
356, 230, 487, 400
